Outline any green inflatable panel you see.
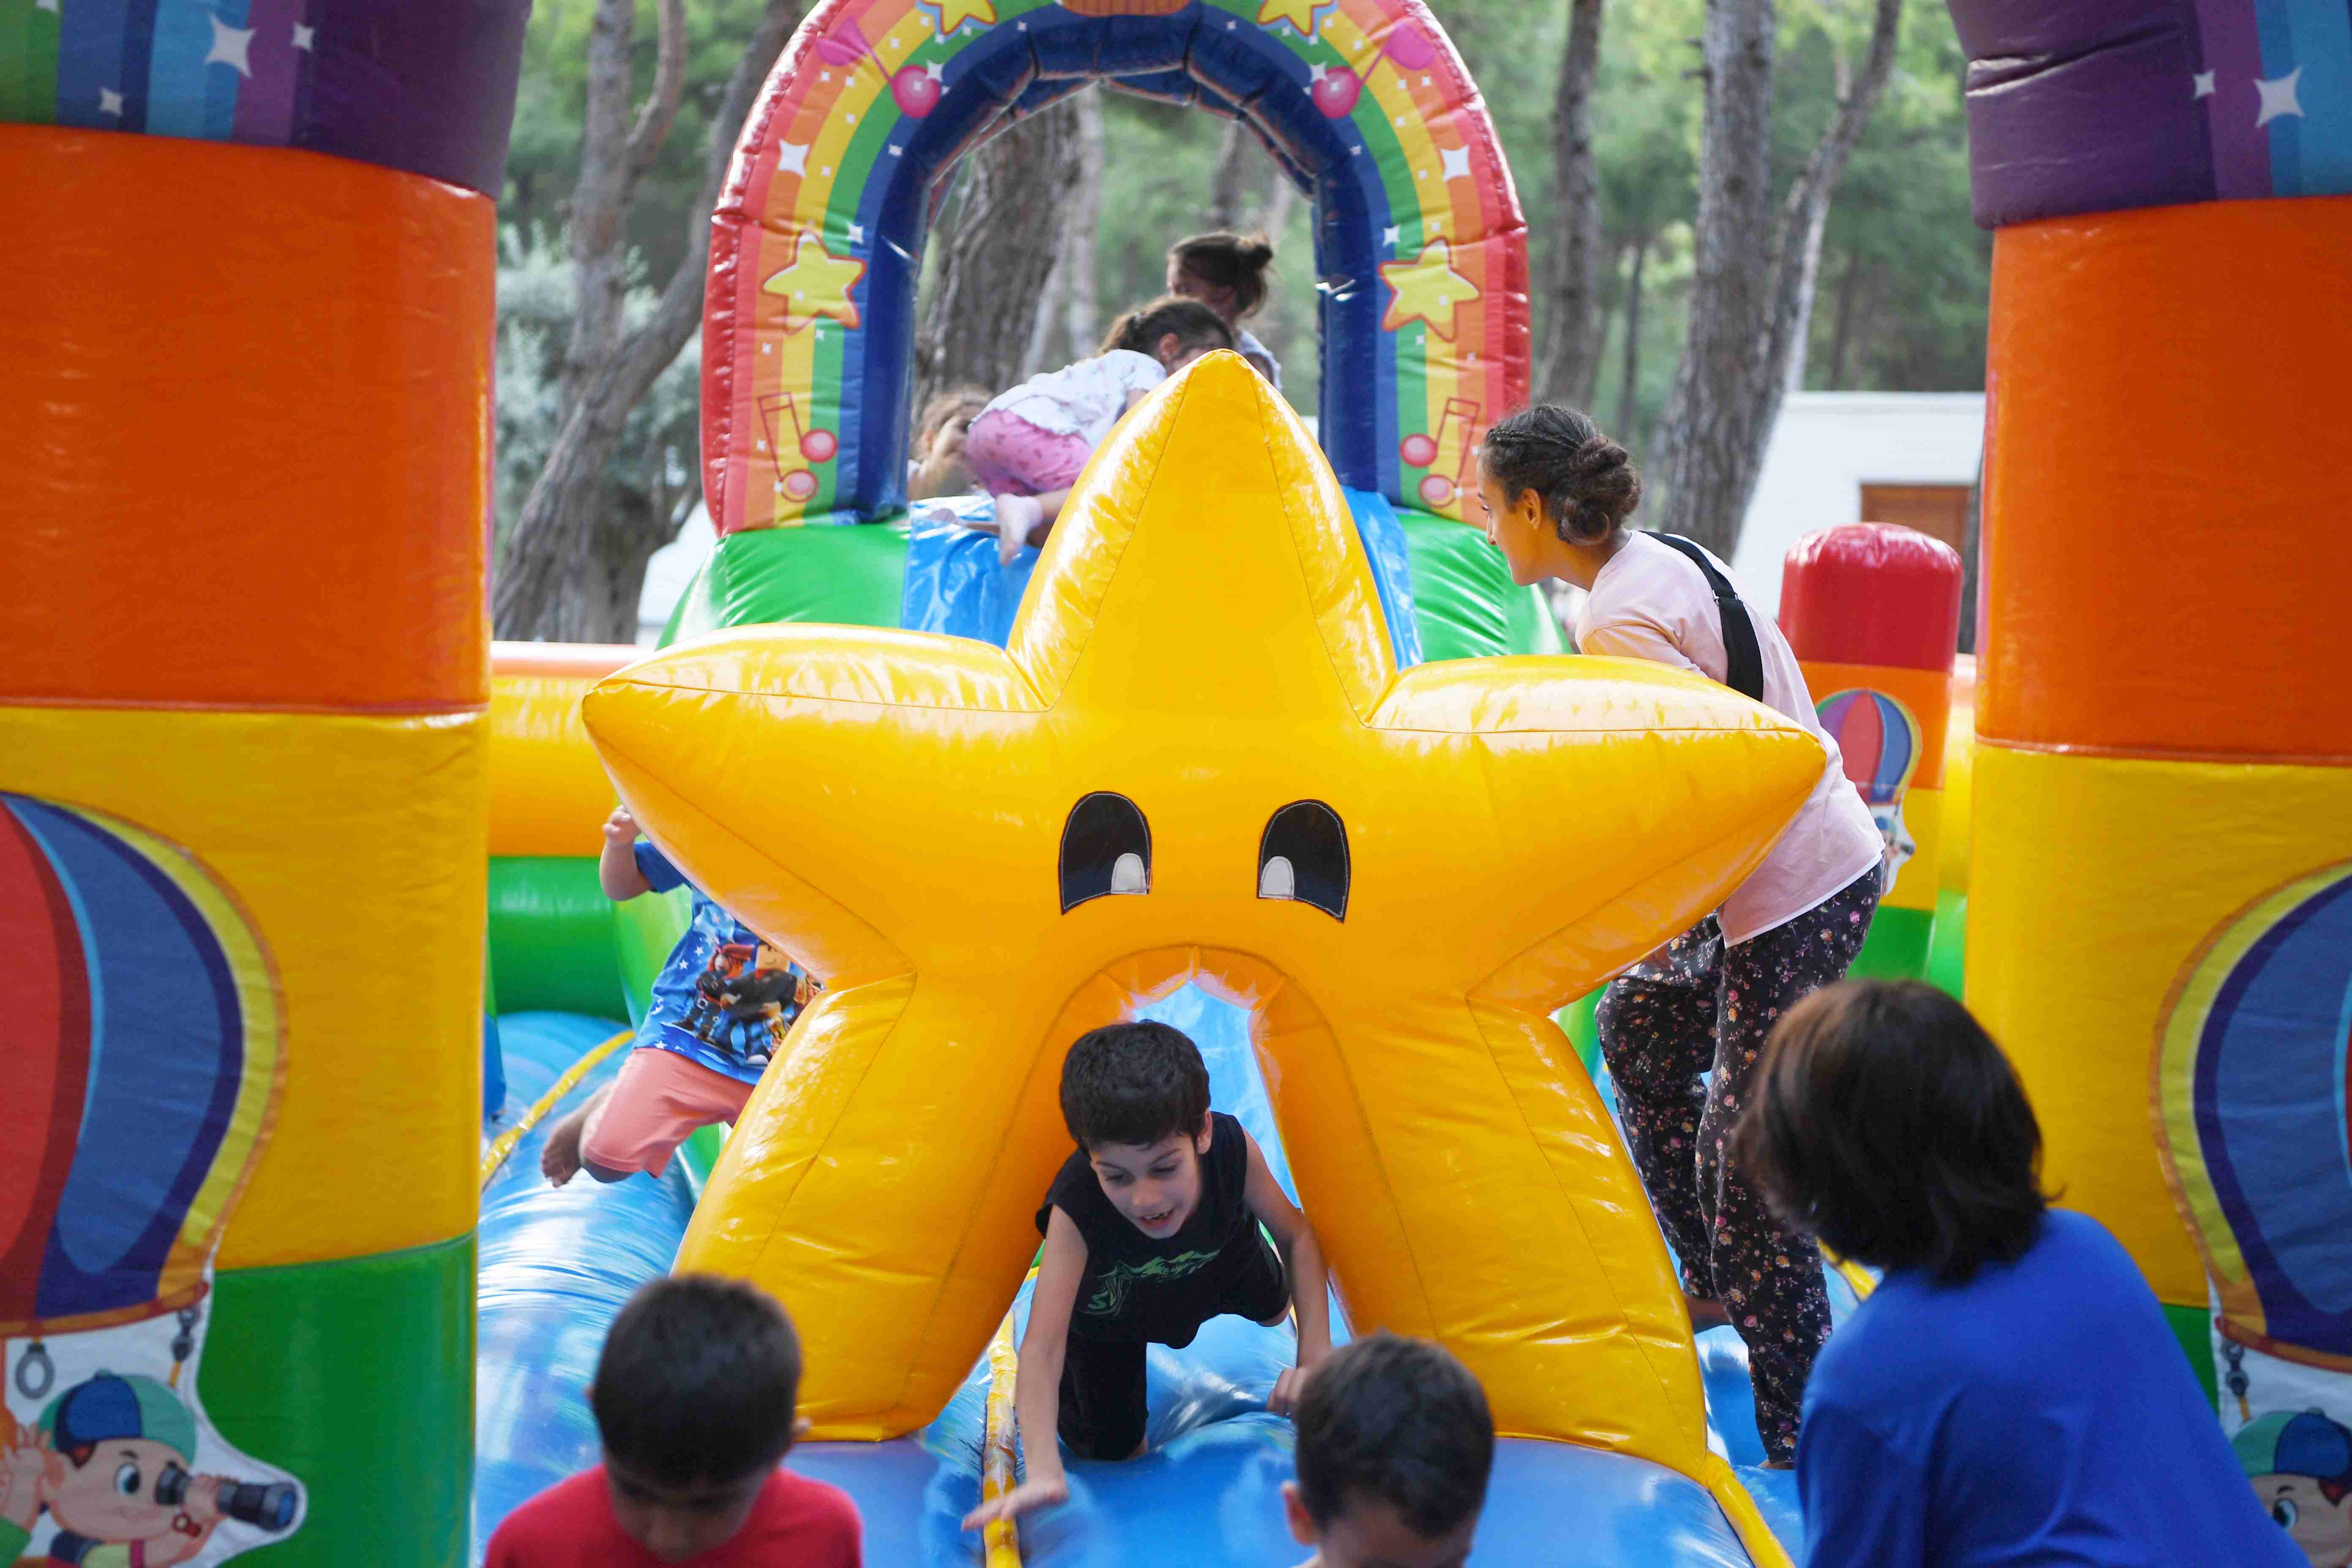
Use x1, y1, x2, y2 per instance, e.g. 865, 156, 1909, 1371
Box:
615, 883, 694, 1029
664, 520, 912, 644
1925, 889, 1968, 999
1847, 901, 1933, 983
203, 1235, 473, 1567
1504, 579, 1567, 656
1398, 511, 1516, 660
486, 856, 623, 1018
1556, 991, 1602, 1077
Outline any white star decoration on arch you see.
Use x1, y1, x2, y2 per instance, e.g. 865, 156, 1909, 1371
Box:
205, 14, 256, 77
2254, 67, 2303, 127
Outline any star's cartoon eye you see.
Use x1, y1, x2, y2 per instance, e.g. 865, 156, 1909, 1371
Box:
115, 1460, 141, 1497
1258, 801, 1349, 920
2273, 1497, 2299, 1529
1060, 792, 1151, 911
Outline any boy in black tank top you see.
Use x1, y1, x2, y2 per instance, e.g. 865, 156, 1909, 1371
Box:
960, 1021, 1334, 1533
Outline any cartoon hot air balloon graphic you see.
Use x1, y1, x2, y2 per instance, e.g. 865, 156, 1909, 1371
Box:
2156, 861, 2352, 1418
1815, 687, 1921, 893
0, 794, 305, 1561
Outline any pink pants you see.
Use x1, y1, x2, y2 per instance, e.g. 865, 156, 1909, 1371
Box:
964, 408, 1092, 497
580, 1047, 753, 1176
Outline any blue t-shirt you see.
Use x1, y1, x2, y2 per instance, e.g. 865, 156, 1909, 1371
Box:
631, 841, 815, 1086
1799, 1209, 2302, 1567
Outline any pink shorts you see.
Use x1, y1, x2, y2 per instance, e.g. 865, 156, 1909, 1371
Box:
580, 1048, 754, 1176
964, 408, 1092, 497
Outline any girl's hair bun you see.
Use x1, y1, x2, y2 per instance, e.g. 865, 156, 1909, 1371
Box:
1478, 405, 1642, 545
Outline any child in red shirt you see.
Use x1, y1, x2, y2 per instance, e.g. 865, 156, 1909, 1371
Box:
485, 1275, 861, 1567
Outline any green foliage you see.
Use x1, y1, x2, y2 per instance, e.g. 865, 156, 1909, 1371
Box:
503, 0, 779, 283
494, 226, 702, 555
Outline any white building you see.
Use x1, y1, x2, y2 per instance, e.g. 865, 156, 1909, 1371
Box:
1729, 391, 1985, 622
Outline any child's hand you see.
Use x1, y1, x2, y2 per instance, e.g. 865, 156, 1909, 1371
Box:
602, 806, 638, 846
1269, 1360, 1316, 1418
959, 1474, 1069, 1532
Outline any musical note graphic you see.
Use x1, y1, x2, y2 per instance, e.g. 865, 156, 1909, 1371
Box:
762, 392, 839, 504
1400, 396, 1480, 509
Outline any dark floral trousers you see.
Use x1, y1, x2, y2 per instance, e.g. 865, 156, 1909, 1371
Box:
1595, 869, 1879, 1462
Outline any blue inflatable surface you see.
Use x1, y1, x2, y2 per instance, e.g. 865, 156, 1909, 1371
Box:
474, 1009, 1801, 1565
900, 489, 1424, 669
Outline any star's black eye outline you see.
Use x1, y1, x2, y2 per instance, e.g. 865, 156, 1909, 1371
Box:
1060, 792, 1151, 912
1258, 801, 1349, 920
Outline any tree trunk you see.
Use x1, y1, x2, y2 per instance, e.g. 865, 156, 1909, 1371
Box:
1208, 116, 1255, 232
913, 99, 1085, 416
1824, 246, 1867, 388
1615, 231, 1649, 447
1538, 0, 1607, 404
1650, 0, 1901, 558
493, 0, 803, 641
1062, 90, 1106, 355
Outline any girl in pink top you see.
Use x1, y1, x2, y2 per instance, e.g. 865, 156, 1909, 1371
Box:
1474, 403, 1883, 1467
965, 297, 1232, 564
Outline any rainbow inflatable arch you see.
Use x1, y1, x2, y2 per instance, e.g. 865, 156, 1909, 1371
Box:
704, 0, 1527, 534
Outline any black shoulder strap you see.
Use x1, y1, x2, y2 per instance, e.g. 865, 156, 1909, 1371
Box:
1644, 532, 1765, 703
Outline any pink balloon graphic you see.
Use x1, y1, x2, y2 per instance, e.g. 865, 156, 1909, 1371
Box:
1310, 64, 1361, 119
1399, 433, 1438, 468
814, 20, 873, 68
782, 469, 820, 502
1380, 23, 1437, 71
1418, 474, 1455, 506
800, 429, 839, 464
893, 65, 942, 117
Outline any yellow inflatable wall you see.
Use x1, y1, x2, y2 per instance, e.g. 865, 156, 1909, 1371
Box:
583, 354, 1826, 1511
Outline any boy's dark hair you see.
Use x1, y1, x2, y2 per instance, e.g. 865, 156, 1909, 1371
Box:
1098, 295, 1235, 360
1169, 231, 1277, 318
1295, 1333, 1494, 1537
1478, 403, 1641, 546
1059, 1020, 1210, 1149
1734, 980, 2050, 1284
591, 1274, 803, 1486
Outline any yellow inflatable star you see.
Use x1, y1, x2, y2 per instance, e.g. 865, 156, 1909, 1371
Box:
1380, 236, 1479, 339
583, 355, 1821, 1518
760, 231, 864, 335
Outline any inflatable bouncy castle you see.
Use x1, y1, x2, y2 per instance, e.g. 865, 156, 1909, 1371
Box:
2, 5, 530, 1562
1945, 7, 2352, 1560
20, 0, 2337, 1563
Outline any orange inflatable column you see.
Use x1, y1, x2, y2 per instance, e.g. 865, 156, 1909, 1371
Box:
0, 127, 501, 1564
1952, 5, 2352, 1439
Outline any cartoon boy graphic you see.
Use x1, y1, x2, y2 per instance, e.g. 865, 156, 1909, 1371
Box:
0, 1373, 244, 1567
2238, 1409, 2352, 1568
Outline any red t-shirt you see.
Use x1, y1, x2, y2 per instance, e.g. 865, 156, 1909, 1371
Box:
485, 1465, 862, 1568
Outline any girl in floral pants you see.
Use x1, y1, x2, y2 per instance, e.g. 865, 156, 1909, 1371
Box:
1596, 871, 1878, 1461
1474, 402, 1888, 1463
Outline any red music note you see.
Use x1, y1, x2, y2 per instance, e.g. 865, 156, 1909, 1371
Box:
1400, 396, 1480, 509
761, 392, 839, 504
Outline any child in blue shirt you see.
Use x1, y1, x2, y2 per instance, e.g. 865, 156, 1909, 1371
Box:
1736, 980, 2304, 1568
542, 807, 817, 1186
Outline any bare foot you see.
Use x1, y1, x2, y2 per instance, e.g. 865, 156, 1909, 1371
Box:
539, 1086, 610, 1186
1685, 1292, 1733, 1333
993, 493, 1042, 564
